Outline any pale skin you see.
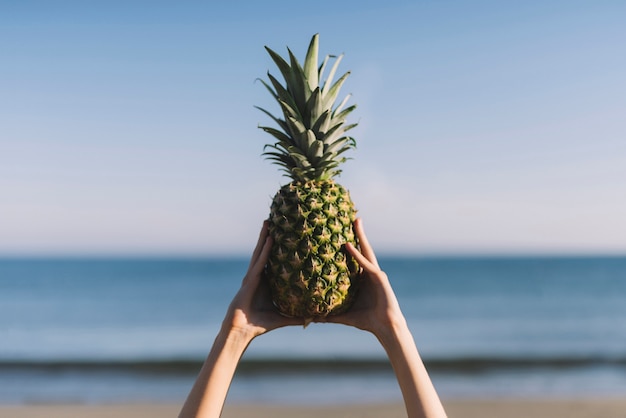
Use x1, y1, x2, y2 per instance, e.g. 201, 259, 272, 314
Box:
179, 219, 447, 418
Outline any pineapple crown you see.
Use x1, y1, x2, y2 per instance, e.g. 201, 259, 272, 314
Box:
256, 33, 357, 182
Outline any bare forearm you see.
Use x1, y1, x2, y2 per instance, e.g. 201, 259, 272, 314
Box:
376, 319, 447, 418
179, 327, 253, 418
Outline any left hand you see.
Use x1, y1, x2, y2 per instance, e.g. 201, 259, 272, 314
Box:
221, 220, 301, 339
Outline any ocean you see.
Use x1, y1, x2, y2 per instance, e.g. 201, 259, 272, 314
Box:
1, 256, 626, 405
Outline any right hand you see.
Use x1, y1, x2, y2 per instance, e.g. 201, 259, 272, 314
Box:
318, 218, 407, 337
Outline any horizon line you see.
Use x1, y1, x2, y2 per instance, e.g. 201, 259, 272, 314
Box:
1, 251, 626, 260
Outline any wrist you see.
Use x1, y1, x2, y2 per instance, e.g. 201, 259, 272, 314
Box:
373, 313, 411, 348
220, 306, 265, 342
217, 321, 257, 351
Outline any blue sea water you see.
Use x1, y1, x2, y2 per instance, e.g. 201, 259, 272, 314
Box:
1, 256, 626, 405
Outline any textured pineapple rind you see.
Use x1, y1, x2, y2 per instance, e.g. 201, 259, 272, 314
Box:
265, 179, 359, 319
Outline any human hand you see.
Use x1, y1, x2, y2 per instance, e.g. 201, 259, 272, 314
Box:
179, 221, 302, 418
221, 220, 301, 340
318, 218, 407, 338
311, 219, 447, 418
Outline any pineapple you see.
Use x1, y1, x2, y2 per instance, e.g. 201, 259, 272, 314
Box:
257, 34, 360, 319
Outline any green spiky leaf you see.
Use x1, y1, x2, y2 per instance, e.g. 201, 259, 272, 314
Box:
258, 34, 357, 182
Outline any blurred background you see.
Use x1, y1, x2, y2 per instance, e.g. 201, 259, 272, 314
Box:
1, 0, 625, 406
2, 0, 625, 256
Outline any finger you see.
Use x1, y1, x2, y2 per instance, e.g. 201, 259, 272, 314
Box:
353, 218, 380, 269
247, 220, 270, 272
345, 242, 378, 273
250, 235, 273, 277
242, 235, 273, 289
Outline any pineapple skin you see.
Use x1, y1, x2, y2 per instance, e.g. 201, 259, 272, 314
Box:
265, 179, 360, 318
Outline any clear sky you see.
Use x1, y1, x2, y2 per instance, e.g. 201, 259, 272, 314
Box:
1, 1, 625, 256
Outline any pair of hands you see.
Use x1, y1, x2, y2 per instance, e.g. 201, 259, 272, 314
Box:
223, 218, 405, 341
182, 218, 447, 418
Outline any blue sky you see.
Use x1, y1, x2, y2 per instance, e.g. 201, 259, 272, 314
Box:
1, 1, 625, 256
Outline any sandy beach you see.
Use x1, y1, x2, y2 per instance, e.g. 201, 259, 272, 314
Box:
2, 399, 626, 418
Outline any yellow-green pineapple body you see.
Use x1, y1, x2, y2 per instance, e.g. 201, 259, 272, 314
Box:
267, 180, 359, 318
257, 34, 360, 319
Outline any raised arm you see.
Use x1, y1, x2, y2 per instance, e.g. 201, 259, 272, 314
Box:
324, 218, 447, 418
179, 221, 300, 418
